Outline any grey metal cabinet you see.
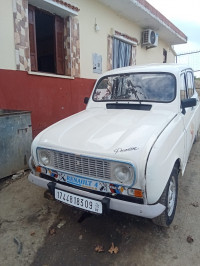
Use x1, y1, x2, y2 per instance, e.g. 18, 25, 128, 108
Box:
0, 110, 32, 179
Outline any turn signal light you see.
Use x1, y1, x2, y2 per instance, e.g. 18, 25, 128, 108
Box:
134, 189, 143, 198
128, 188, 143, 198
36, 166, 41, 173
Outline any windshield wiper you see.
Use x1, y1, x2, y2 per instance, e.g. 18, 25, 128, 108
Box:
106, 103, 152, 111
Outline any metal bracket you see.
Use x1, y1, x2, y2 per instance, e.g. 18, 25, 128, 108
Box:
47, 182, 56, 197
102, 197, 110, 214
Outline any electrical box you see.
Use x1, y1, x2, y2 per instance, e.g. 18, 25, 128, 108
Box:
0, 110, 32, 178
93, 53, 102, 74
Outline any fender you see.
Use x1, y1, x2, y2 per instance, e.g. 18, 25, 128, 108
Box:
145, 114, 185, 204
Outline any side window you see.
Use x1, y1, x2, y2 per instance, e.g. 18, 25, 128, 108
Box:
180, 73, 187, 100
186, 71, 194, 98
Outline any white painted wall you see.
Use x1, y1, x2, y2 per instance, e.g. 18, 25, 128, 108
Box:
73, 0, 176, 79
0, 0, 16, 70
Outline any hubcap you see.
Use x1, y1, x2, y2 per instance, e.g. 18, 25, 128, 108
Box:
167, 176, 176, 216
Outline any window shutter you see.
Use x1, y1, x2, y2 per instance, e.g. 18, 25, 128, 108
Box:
28, 6, 38, 71
55, 16, 65, 75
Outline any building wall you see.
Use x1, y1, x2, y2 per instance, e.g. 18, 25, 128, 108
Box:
0, 0, 16, 70
0, 0, 177, 137
137, 39, 176, 65
166, 46, 176, 63
73, 0, 176, 79
13, 0, 30, 71
0, 0, 176, 77
0, 69, 95, 137
74, 0, 140, 78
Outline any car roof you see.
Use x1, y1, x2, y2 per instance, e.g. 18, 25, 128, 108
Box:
102, 63, 193, 77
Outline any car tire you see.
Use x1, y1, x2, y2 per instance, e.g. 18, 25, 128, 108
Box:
152, 166, 178, 227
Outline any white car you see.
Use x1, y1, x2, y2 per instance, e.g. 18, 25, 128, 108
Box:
28, 64, 200, 227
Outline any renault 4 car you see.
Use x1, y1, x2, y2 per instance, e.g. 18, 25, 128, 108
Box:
28, 64, 200, 226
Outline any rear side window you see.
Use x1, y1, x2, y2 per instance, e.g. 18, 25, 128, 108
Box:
186, 71, 194, 98
180, 73, 187, 100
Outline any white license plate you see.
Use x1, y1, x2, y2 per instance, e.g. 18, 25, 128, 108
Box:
55, 189, 103, 214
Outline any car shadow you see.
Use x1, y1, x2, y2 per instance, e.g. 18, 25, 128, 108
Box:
31, 203, 169, 266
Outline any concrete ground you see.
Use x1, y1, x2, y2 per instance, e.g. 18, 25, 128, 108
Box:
0, 139, 200, 266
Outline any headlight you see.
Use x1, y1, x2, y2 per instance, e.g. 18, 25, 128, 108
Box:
38, 150, 51, 166
113, 164, 133, 184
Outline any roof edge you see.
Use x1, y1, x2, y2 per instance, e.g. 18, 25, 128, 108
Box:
132, 0, 187, 43
52, 0, 80, 12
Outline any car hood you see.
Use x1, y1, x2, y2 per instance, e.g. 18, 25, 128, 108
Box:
33, 108, 176, 164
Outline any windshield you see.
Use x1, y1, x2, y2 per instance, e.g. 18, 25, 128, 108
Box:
93, 73, 176, 103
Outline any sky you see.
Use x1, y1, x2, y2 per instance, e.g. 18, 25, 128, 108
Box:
147, 0, 200, 75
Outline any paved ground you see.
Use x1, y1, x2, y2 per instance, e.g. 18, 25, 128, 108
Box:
0, 139, 200, 266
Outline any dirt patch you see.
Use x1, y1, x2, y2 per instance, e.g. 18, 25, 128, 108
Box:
0, 173, 61, 266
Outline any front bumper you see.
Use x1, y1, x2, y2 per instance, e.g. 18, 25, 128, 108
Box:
28, 173, 165, 219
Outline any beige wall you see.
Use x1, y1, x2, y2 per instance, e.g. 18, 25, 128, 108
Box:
74, 0, 176, 79
74, 0, 141, 78
0, 0, 176, 77
137, 39, 176, 65
167, 47, 177, 63
0, 0, 16, 70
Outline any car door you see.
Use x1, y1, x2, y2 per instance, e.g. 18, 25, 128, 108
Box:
182, 70, 197, 163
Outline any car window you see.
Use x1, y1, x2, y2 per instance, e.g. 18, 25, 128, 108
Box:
180, 73, 187, 100
93, 73, 176, 103
186, 71, 194, 98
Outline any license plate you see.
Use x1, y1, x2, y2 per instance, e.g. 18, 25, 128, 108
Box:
55, 189, 103, 214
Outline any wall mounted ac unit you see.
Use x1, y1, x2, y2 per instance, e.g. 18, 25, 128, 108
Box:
142, 29, 158, 48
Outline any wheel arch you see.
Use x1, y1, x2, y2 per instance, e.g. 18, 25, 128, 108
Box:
152, 163, 179, 227
174, 158, 181, 173
146, 156, 181, 204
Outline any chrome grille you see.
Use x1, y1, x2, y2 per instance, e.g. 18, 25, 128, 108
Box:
49, 150, 111, 179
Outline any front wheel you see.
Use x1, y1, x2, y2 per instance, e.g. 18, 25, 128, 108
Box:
152, 166, 178, 227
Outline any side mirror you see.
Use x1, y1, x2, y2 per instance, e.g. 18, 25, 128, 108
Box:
181, 98, 197, 114
84, 97, 89, 104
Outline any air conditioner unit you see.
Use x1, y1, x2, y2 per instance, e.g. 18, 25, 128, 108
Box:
142, 29, 158, 47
